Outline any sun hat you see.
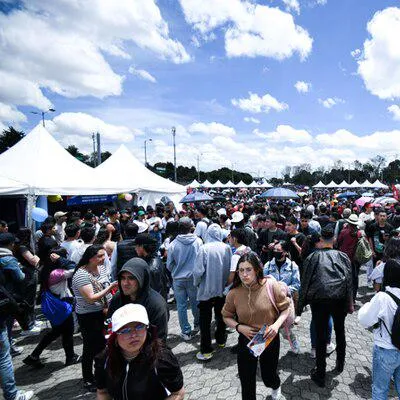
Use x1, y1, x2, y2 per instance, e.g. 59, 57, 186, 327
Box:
111, 304, 149, 333
231, 211, 244, 223
346, 214, 359, 225
133, 221, 148, 233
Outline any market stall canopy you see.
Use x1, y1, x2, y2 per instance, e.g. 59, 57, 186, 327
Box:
247, 181, 261, 188
201, 180, 212, 188
337, 180, 351, 188
350, 180, 362, 188
186, 179, 201, 189
180, 191, 213, 203
0, 125, 121, 195
236, 180, 247, 187
371, 180, 388, 189
325, 181, 338, 188
0, 175, 29, 195
259, 181, 273, 188
360, 180, 373, 188
313, 181, 326, 188
96, 145, 185, 194
212, 180, 224, 188
223, 180, 235, 187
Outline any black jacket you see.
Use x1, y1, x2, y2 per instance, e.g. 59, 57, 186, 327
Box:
297, 248, 353, 314
143, 255, 168, 300
107, 258, 168, 341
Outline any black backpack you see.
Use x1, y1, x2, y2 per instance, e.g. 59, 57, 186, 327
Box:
381, 291, 400, 350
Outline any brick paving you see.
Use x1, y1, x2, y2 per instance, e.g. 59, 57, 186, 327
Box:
3, 267, 398, 400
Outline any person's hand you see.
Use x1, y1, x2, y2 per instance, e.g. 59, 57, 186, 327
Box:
263, 323, 279, 340
268, 243, 275, 250
291, 237, 297, 244
238, 324, 258, 340
376, 260, 382, 266
49, 253, 60, 262
109, 281, 119, 290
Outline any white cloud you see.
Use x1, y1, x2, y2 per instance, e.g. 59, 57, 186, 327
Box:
0, 103, 27, 126
128, 66, 157, 83
189, 122, 236, 137
294, 81, 311, 93
254, 125, 312, 144
315, 0, 327, 5
150, 125, 191, 139
179, 0, 312, 61
344, 114, 354, 121
318, 97, 344, 108
46, 112, 137, 151
282, 0, 300, 14
0, 1, 189, 112
244, 117, 260, 124
232, 92, 289, 113
388, 105, 400, 121
351, 48, 362, 60
357, 7, 400, 99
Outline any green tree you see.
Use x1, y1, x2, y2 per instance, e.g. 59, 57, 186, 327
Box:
65, 145, 89, 163
0, 127, 25, 154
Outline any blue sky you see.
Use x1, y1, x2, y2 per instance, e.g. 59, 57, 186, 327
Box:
1, 0, 400, 178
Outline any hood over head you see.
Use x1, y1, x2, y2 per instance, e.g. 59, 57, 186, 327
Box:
176, 233, 198, 245
118, 257, 150, 300
205, 223, 223, 243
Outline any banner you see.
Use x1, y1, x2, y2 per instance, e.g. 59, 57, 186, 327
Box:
66, 194, 117, 206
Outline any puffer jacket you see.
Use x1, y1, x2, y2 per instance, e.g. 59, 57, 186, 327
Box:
297, 248, 352, 314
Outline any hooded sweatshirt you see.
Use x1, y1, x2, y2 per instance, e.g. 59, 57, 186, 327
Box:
167, 234, 203, 280
193, 224, 232, 301
107, 258, 168, 341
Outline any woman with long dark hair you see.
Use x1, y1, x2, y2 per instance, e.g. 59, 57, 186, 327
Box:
23, 247, 80, 368
222, 252, 290, 400
95, 304, 184, 400
72, 245, 118, 392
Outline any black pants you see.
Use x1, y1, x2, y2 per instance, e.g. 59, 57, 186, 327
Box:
311, 301, 347, 378
31, 313, 74, 361
77, 311, 105, 383
352, 261, 360, 301
237, 333, 280, 400
198, 297, 226, 354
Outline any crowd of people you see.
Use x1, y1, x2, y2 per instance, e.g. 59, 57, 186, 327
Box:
0, 192, 399, 400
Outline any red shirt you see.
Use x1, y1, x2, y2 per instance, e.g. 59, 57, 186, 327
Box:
338, 225, 361, 261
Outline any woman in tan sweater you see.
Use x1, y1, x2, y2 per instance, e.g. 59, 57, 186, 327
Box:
222, 252, 290, 400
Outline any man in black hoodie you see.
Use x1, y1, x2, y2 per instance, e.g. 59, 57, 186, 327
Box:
107, 258, 168, 341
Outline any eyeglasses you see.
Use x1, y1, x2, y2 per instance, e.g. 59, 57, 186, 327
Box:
116, 324, 147, 336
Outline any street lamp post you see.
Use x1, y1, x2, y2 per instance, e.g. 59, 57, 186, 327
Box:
196, 153, 203, 182
30, 108, 56, 127
172, 126, 177, 182
144, 138, 152, 167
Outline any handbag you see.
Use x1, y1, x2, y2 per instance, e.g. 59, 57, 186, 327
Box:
41, 290, 73, 326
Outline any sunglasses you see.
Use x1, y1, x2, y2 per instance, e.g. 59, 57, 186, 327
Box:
116, 323, 147, 336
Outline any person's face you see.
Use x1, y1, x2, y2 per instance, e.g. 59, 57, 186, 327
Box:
0, 225, 8, 233
378, 212, 387, 224
90, 249, 106, 266
273, 243, 285, 260
265, 219, 272, 230
285, 221, 296, 234
135, 245, 145, 257
366, 205, 373, 214
238, 261, 257, 285
116, 322, 147, 354
300, 218, 309, 229
120, 272, 139, 297
228, 234, 236, 247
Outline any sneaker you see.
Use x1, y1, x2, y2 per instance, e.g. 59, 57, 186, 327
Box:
326, 342, 336, 356
83, 381, 96, 393
294, 316, 301, 325
15, 390, 34, 400
291, 340, 301, 354
65, 354, 81, 366
192, 326, 200, 335
10, 345, 24, 357
217, 342, 226, 349
180, 332, 193, 341
310, 348, 316, 359
310, 367, 325, 388
196, 352, 214, 361
23, 355, 44, 369
34, 320, 44, 328
271, 386, 282, 400
20, 325, 41, 337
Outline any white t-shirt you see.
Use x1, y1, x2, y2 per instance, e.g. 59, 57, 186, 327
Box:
147, 216, 163, 232
230, 245, 248, 272
61, 239, 83, 260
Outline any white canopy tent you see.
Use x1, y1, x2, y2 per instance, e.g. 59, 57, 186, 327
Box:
0, 175, 29, 195
313, 181, 326, 188
236, 180, 247, 187
186, 179, 201, 189
224, 180, 235, 187
360, 180, 373, 188
95, 145, 186, 207
201, 180, 213, 188
212, 180, 224, 188
259, 181, 273, 188
337, 180, 351, 188
325, 181, 338, 188
350, 180, 362, 188
371, 180, 389, 189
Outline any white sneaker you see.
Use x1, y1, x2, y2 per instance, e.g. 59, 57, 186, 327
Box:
326, 342, 336, 355
294, 316, 301, 324
20, 325, 41, 337
180, 332, 192, 341
196, 351, 214, 361
310, 348, 316, 358
15, 390, 34, 400
271, 386, 283, 400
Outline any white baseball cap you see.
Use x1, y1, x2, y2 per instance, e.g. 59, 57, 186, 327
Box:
217, 208, 226, 216
111, 304, 149, 333
231, 211, 244, 223
133, 221, 149, 234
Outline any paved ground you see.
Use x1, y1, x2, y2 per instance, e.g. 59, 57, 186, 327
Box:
3, 267, 398, 400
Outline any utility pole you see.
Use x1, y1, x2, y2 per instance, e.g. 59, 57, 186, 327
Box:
92, 133, 97, 167
197, 154, 200, 182
144, 138, 152, 167
96, 132, 101, 166
172, 126, 177, 182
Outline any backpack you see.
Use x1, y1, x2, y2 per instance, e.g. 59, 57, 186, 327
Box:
380, 291, 400, 350
355, 234, 372, 264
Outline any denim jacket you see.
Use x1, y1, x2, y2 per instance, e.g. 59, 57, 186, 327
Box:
263, 258, 300, 295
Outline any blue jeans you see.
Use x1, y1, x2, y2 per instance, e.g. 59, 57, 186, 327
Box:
0, 326, 17, 400
372, 345, 400, 400
310, 316, 333, 348
173, 278, 199, 335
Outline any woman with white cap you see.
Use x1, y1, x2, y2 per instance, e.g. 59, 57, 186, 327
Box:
95, 304, 184, 400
